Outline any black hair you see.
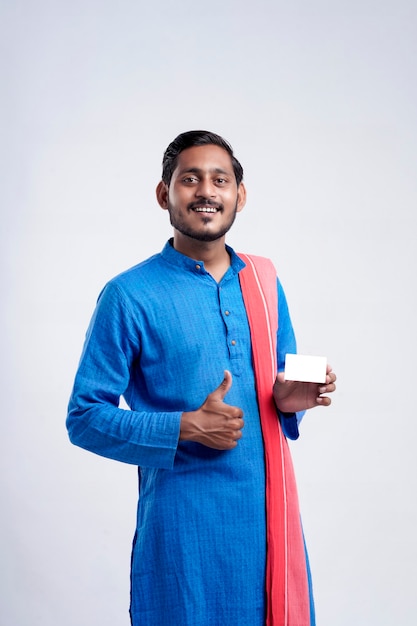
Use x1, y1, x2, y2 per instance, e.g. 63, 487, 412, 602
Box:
161, 130, 244, 186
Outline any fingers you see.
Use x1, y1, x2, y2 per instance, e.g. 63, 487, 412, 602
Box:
316, 396, 332, 406
222, 417, 244, 449
231, 424, 244, 442
233, 417, 245, 433
325, 365, 337, 385
319, 366, 337, 393
180, 371, 246, 450
318, 382, 336, 395
317, 369, 337, 406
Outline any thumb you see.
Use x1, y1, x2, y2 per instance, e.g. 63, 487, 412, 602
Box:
211, 370, 233, 401
276, 371, 286, 384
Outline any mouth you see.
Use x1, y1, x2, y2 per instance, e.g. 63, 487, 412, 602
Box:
193, 207, 218, 213
189, 203, 222, 214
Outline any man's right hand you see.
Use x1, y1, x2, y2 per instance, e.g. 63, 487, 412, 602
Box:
180, 370, 244, 450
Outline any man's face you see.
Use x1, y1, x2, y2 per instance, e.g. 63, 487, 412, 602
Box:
157, 144, 246, 243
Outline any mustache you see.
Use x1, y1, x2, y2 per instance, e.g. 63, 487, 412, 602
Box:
187, 199, 223, 211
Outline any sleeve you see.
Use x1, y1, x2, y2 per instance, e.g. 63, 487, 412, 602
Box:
276, 279, 305, 440
66, 282, 182, 469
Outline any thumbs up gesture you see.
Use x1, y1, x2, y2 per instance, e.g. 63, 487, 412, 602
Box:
180, 370, 244, 450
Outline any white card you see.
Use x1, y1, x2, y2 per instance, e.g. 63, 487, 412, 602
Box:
284, 354, 327, 384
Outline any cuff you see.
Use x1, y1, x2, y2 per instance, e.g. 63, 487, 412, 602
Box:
278, 411, 300, 440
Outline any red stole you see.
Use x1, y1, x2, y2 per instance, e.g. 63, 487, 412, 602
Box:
238, 253, 311, 626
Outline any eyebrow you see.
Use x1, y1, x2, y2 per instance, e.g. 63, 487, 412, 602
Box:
177, 166, 231, 176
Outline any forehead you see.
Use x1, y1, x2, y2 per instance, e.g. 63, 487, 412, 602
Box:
173, 144, 234, 175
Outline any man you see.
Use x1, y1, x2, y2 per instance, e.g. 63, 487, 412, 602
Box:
67, 130, 336, 626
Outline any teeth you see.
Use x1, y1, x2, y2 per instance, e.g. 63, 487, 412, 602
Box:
194, 207, 218, 213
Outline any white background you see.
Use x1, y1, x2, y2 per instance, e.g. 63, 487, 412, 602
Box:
2, 1, 416, 624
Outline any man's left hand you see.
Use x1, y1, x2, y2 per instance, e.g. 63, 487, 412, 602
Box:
273, 365, 337, 414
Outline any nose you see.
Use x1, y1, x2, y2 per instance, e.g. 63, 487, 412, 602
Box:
195, 176, 216, 198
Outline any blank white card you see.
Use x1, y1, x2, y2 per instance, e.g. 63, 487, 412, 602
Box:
284, 354, 327, 384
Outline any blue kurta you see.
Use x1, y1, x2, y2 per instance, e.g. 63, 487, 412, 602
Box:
67, 240, 302, 626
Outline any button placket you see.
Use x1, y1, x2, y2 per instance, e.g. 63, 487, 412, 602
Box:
218, 283, 244, 374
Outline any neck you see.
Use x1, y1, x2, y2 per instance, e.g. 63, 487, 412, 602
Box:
172, 233, 231, 282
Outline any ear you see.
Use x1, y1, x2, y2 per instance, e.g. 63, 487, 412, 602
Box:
236, 182, 247, 213
156, 181, 169, 210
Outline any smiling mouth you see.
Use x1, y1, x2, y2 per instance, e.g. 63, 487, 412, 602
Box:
192, 206, 219, 213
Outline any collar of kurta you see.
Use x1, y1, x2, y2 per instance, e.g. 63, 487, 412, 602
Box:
161, 239, 246, 276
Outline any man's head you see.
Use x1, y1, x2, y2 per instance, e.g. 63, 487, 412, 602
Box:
156, 131, 246, 250
161, 130, 244, 187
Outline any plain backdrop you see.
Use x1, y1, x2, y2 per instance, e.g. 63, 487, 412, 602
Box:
2, 1, 416, 624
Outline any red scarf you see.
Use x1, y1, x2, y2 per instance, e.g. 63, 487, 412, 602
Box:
238, 253, 311, 626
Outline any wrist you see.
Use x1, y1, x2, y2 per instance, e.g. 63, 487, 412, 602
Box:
179, 411, 197, 442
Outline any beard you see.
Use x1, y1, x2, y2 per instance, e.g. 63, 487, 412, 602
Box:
167, 200, 238, 242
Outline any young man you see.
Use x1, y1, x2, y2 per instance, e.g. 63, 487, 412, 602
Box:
67, 130, 336, 626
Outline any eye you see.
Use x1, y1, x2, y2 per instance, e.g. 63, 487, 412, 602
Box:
215, 178, 227, 185
182, 176, 198, 183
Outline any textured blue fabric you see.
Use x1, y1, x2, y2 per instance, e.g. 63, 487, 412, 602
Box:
67, 240, 306, 625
